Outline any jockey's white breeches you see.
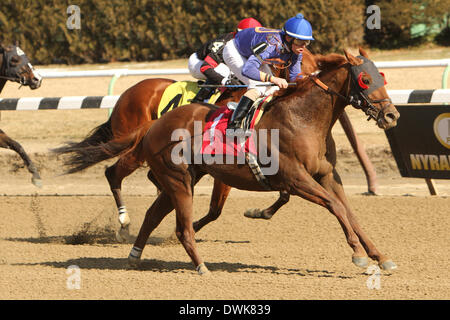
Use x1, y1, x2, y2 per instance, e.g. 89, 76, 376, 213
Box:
223, 39, 278, 97
188, 52, 231, 81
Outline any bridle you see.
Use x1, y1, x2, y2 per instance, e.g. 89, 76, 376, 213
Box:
0, 46, 33, 85
309, 58, 393, 122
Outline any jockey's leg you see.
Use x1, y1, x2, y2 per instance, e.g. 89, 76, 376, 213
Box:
227, 88, 260, 130
191, 85, 216, 103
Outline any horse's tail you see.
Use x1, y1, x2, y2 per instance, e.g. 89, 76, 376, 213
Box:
53, 118, 113, 156
53, 120, 150, 174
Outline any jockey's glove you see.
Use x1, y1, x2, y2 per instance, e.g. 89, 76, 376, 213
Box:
221, 75, 242, 86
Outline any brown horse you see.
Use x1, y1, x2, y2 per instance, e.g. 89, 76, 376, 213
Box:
90, 48, 400, 274
0, 43, 42, 187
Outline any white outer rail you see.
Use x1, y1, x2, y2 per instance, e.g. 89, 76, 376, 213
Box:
37, 59, 450, 79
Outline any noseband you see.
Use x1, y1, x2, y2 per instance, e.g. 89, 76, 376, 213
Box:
347, 79, 393, 122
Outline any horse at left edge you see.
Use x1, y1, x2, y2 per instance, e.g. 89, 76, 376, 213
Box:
0, 43, 43, 187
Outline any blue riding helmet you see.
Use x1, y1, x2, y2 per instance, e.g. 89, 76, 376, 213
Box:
282, 13, 314, 40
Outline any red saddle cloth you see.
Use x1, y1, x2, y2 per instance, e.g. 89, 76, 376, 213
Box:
201, 97, 268, 157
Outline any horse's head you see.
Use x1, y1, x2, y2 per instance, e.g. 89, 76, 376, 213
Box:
0, 43, 42, 89
344, 48, 399, 130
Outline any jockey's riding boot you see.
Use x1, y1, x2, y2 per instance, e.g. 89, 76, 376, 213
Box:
191, 86, 215, 103
227, 96, 254, 131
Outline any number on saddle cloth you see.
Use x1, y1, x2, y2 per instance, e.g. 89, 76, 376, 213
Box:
157, 81, 222, 118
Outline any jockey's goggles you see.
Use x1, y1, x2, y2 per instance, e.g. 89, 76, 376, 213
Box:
292, 39, 310, 47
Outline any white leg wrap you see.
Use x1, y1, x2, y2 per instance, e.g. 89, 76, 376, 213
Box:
128, 247, 142, 268
129, 246, 142, 259
118, 206, 130, 226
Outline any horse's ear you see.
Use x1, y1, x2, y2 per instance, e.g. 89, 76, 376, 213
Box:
343, 49, 363, 66
359, 47, 369, 59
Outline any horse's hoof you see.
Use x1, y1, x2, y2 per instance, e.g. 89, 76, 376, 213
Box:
352, 256, 369, 268
32, 178, 43, 188
244, 209, 260, 218
196, 263, 210, 276
379, 260, 397, 271
244, 209, 271, 219
116, 226, 130, 243
127, 255, 141, 269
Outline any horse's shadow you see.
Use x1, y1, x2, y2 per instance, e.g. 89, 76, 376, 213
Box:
4, 235, 354, 278
11, 256, 352, 278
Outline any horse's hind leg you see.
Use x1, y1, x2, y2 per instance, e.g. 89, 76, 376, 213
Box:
105, 153, 142, 242
319, 170, 396, 270
193, 179, 231, 232
174, 190, 209, 274
244, 191, 290, 219
0, 130, 42, 187
128, 190, 174, 268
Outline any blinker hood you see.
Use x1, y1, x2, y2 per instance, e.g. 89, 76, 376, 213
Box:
350, 55, 385, 96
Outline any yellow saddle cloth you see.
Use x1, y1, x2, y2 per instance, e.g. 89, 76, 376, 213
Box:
157, 81, 222, 118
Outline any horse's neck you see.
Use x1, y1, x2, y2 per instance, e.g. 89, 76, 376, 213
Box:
318, 66, 351, 129
260, 65, 350, 137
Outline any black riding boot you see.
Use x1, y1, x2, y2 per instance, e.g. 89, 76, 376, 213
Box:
191, 86, 215, 103
227, 96, 254, 130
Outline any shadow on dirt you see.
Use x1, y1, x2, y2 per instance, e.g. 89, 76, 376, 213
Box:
11, 257, 354, 278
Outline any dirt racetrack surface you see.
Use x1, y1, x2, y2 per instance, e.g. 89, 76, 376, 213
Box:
0, 52, 449, 300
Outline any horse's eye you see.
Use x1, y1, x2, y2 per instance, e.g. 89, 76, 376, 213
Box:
357, 72, 371, 89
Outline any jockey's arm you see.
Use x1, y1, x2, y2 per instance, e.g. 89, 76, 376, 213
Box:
200, 55, 225, 84
288, 55, 303, 82
242, 48, 288, 89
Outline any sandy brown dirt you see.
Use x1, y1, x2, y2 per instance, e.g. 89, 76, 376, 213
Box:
0, 54, 449, 300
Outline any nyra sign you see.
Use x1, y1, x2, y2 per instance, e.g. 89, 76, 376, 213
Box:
385, 105, 450, 179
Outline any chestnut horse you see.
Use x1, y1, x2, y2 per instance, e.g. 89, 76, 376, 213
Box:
54, 49, 378, 242
91, 48, 400, 274
0, 44, 42, 187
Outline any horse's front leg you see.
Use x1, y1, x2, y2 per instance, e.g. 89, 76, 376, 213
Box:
290, 169, 368, 269
128, 190, 175, 268
319, 169, 397, 270
0, 129, 42, 187
244, 191, 290, 219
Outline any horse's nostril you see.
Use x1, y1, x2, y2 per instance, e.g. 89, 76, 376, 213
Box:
385, 112, 397, 123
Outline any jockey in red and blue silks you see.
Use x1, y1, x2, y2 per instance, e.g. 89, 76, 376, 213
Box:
223, 13, 314, 131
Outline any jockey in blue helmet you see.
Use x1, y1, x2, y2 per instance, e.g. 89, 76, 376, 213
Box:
223, 13, 314, 131
281, 13, 314, 51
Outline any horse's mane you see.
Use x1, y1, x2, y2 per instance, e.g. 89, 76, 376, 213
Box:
270, 53, 348, 101
314, 53, 348, 73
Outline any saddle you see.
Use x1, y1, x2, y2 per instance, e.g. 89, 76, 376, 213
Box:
229, 95, 273, 132
201, 95, 274, 190
157, 81, 222, 118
